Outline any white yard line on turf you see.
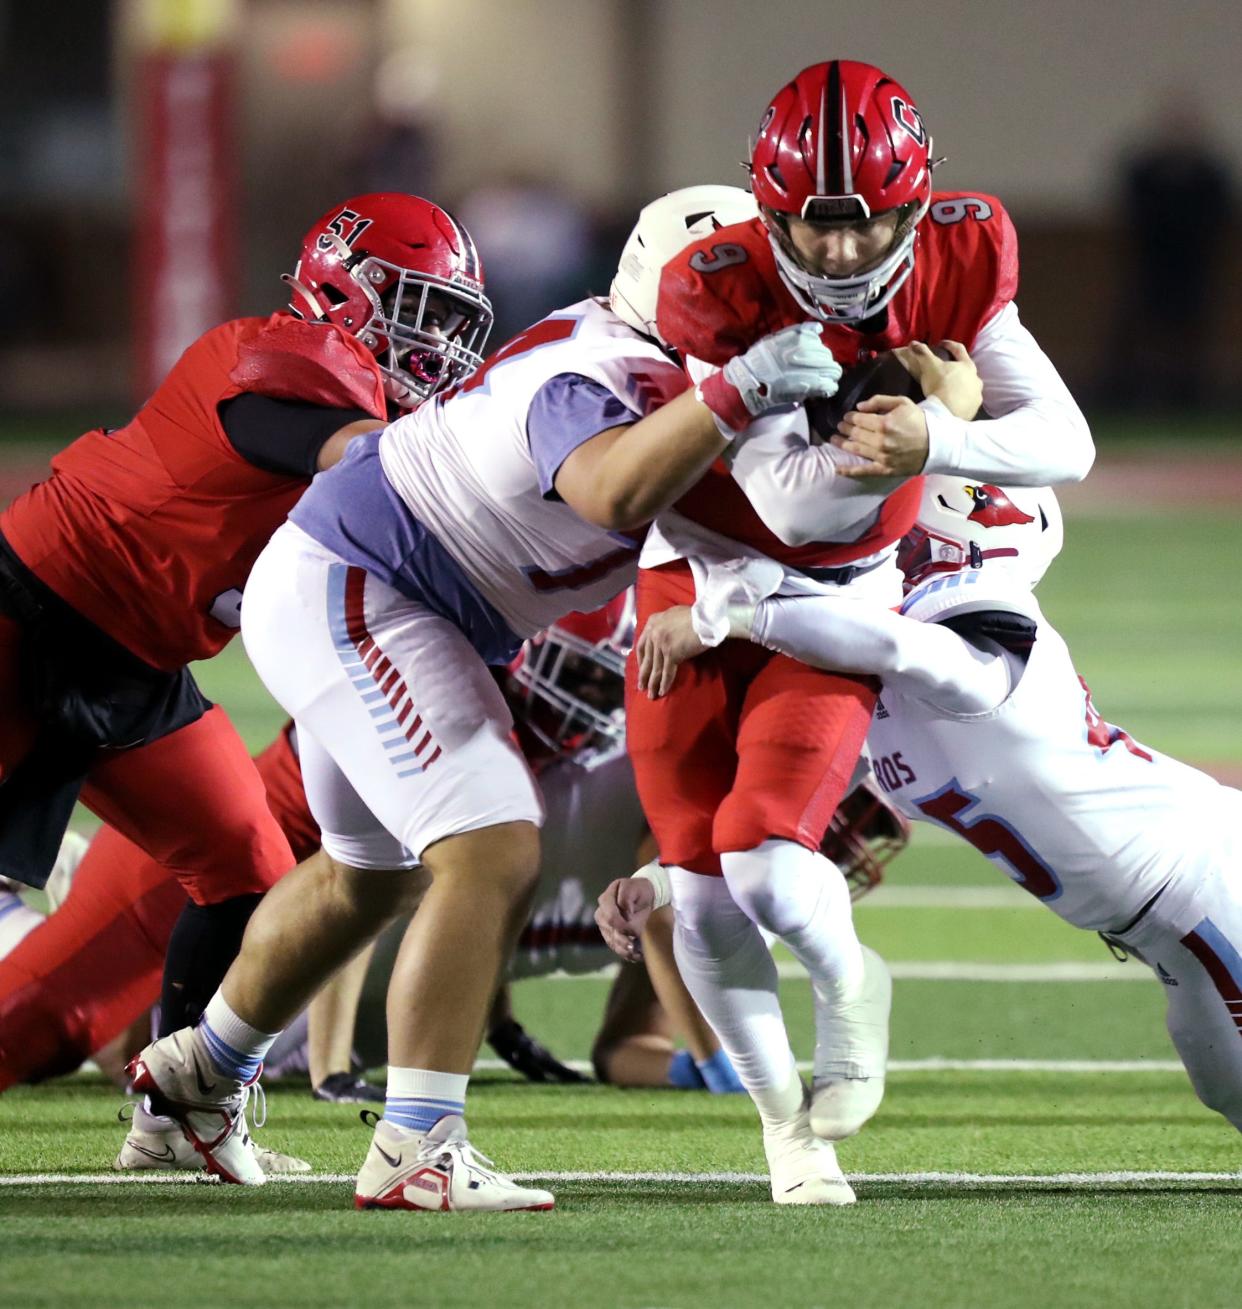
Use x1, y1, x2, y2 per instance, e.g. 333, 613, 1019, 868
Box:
861, 886, 1039, 909
546, 962, 1142, 982
2, 1170, 1237, 1187
471, 1057, 1185, 1074
882, 962, 1138, 982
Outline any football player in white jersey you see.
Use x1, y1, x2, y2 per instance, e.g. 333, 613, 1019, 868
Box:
610, 476, 1242, 1135
127, 187, 852, 1211
298, 602, 899, 1092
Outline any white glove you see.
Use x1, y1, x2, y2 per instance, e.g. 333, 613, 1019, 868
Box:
698, 323, 843, 433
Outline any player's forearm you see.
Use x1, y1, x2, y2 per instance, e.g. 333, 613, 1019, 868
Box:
586, 389, 729, 530
923, 304, 1094, 485
725, 411, 904, 546
746, 595, 1009, 713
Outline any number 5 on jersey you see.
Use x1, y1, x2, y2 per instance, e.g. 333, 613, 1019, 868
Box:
915, 778, 1063, 902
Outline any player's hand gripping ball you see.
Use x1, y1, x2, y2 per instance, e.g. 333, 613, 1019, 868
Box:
809, 341, 977, 478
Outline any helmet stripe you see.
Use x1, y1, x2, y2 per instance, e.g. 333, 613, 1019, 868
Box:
825, 60, 844, 195
443, 208, 480, 282
839, 80, 854, 193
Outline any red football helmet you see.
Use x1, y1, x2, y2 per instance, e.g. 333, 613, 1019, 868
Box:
284, 193, 493, 408
508, 593, 634, 769
820, 777, 910, 900
749, 60, 935, 322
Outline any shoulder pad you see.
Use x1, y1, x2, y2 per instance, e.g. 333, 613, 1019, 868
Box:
925, 192, 1018, 324
656, 220, 780, 365
228, 314, 387, 417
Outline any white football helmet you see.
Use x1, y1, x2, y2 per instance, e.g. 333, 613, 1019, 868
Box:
508, 593, 635, 769
610, 185, 759, 343
897, 475, 1064, 590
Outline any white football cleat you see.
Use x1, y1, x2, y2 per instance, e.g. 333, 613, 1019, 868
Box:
127, 1028, 266, 1186
114, 1101, 310, 1175
355, 1115, 555, 1213
810, 944, 892, 1140
763, 1099, 856, 1206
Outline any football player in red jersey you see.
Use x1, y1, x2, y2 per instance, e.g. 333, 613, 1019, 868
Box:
0, 193, 492, 1089
620, 61, 1095, 1203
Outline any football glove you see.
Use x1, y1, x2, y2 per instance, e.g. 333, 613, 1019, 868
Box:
698, 322, 843, 433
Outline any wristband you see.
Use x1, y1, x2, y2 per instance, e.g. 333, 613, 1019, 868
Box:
696, 370, 751, 435
632, 860, 673, 911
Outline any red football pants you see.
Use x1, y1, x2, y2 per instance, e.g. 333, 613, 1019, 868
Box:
0, 606, 292, 905
81, 705, 294, 906
0, 727, 318, 1090
626, 562, 877, 876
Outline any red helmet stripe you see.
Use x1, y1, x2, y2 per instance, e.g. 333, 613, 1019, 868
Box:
443, 207, 479, 282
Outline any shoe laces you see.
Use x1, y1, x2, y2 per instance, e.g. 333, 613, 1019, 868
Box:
243, 1082, 268, 1131
422, 1132, 498, 1180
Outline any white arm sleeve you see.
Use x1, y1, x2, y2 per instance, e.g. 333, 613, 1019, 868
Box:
686, 354, 904, 548
750, 595, 1012, 714
922, 302, 1094, 485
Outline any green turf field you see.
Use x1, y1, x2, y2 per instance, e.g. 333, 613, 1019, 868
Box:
2, 434, 1241, 1306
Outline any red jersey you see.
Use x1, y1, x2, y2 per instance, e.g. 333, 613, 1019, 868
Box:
656, 192, 1018, 569
1, 314, 387, 670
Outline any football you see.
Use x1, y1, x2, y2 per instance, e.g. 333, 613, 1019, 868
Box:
806, 345, 951, 444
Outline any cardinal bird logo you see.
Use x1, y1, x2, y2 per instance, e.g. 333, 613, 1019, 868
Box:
963, 484, 1034, 528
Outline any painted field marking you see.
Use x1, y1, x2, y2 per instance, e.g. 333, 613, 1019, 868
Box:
470, 1057, 1185, 1074
860, 886, 1039, 909
880, 962, 1137, 982
545, 962, 1142, 983
1, 1170, 1237, 1188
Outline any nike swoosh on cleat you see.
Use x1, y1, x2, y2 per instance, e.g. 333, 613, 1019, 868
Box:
194, 1064, 218, 1097
130, 1144, 179, 1164
784, 1181, 806, 1193
376, 1145, 403, 1169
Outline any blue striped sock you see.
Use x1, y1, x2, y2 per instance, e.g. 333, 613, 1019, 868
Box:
197, 993, 279, 1083
383, 1067, 469, 1134
198, 1022, 264, 1083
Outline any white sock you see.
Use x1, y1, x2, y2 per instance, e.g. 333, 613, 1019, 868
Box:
722, 840, 865, 1007
199, 991, 281, 1081
384, 1067, 469, 1133
669, 867, 802, 1128
0, 891, 44, 959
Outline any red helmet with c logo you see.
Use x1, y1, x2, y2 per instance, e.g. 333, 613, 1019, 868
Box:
750, 60, 935, 322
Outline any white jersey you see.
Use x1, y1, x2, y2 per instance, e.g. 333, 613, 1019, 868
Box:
509, 750, 648, 980
379, 298, 685, 639
744, 567, 1242, 932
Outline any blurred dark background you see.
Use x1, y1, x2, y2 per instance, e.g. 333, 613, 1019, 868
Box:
1, 0, 1239, 436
